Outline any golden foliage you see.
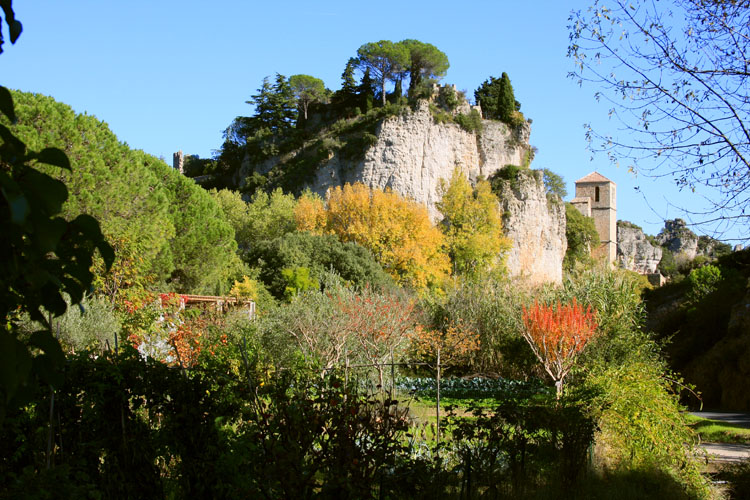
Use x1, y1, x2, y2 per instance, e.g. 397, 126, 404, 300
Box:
411, 322, 480, 367
436, 168, 510, 277
320, 183, 449, 290
294, 190, 327, 233
230, 275, 263, 301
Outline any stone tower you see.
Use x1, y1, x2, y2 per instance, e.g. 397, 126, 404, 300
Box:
173, 150, 184, 174
572, 171, 617, 263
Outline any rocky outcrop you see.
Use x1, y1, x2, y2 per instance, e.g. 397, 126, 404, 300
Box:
653, 218, 733, 262
241, 100, 566, 283
493, 170, 567, 284
655, 219, 699, 260
302, 101, 529, 220
616, 221, 662, 274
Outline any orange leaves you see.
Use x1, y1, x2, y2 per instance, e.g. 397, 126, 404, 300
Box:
411, 323, 480, 367
521, 298, 598, 397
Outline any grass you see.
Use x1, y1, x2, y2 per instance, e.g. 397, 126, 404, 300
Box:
686, 415, 750, 444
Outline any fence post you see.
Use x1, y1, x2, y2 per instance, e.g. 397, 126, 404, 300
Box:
390, 346, 395, 398
436, 347, 441, 443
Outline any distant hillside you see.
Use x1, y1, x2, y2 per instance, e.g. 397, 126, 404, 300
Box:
645, 248, 750, 410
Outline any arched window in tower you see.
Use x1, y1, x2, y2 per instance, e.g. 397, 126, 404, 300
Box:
595, 186, 600, 202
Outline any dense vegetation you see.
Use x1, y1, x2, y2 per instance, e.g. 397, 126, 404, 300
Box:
646, 248, 750, 410
1, 24, 728, 498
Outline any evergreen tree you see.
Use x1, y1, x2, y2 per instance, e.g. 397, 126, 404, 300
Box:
331, 58, 359, 116
498, 72, 516, 123
248, 73, 297, 133
358, 68, 375, 112
400, 39, 450, 98
355, 40, 410, 107
289, 74, 327, 121
474, 72, 521, 124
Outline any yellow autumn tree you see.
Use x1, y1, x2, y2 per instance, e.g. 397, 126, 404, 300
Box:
294, 190, 327, 233
436, 168, 511, 277
323, 183, 449, 290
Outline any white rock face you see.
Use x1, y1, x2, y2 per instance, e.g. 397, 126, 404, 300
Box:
241, 101, 565, 283
617, 222, 662, 274
304, 101, 529, 220
492, 171, 567, 284
655, 218, 699, 260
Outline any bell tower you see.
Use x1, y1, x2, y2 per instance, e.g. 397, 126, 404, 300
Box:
573, 172, 616, 263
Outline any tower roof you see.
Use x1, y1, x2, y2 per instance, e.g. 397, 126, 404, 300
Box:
575, 171, 613, 184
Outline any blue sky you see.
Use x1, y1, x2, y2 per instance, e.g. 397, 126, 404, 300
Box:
3, 1, 742, 241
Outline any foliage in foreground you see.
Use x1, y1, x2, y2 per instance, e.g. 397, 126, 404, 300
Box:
0, 345, 713, 499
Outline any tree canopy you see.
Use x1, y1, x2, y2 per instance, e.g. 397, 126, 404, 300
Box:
7, 91, 242, 296
568, 0, 750, 236
400, 39, 450, 98
289, 74, 327, 121
474, 72, 520, 124
356, 40, 410, 106
436, 168, 510, 277
564, 203, 600, 270
303, 183, 449, 290
245, 231, 394, 300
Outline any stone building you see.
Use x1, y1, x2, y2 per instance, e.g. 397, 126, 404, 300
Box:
173, 150, 184, 174
571, 171, 617, 263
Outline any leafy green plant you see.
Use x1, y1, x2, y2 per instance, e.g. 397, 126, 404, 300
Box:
281, 266, 319, 300
0, 5, 113, 422
686, 264, 722, 302
453, 109, 482, 134
564, 202, 600, 270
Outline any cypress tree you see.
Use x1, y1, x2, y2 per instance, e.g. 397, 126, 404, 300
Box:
498, 72, 516, 124
358, 68, 375, 111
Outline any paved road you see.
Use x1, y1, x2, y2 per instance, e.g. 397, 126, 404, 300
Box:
690, 412, 750, 463
691, 411, 750, 428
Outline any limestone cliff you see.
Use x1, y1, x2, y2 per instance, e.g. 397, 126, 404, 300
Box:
655, 219, 700, 260
616, 221, 662, 274
654, 218, 732, 261
492, 170, 567, 284
302, 101, 529, 220
240, 100, 566, 283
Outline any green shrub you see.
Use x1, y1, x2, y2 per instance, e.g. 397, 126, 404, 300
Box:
19, 294, 122, 353
453, 109, 482, 134
281, 266, 319, 300
489, 164, 523, 192
428, 103, 452, 124
686, 264, 722, 302
245, 232, 394, 300
424, 277, 538, 377
564, 203, 600, 271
